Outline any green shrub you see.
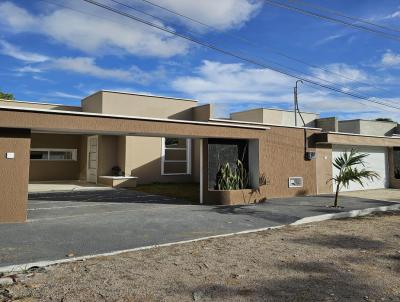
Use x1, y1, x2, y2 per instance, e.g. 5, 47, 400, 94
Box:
216, 160, 248, 190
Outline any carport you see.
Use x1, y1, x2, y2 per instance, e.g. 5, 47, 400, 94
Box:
0, 106, 268, 223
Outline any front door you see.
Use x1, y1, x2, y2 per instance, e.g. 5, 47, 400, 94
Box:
87, 135, 98, 183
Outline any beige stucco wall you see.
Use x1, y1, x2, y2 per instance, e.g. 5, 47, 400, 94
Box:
123, 136, 197, 184
192, 104, 213, 122
316, 144, 333, 194
315, 117, 338, 132
231, 108, 318, 127
230, 109, 264, 123
339, 120, 398, 136
0, 99, 81, 112
82, 91, 197, 120
81, 91, 201, 184
273, 110, 318, 128
360, 120, 398, 136
0, 129, 31, 223
29, 133, 83, 181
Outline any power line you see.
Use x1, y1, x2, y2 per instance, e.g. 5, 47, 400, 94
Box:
264, 0, 400, 42
288, 0, 400, 34
80, 0, 400, 111
127, 0, 397, 100
108, 0, 399, 109
38, 0, 399, 110
109, 0, 369, 93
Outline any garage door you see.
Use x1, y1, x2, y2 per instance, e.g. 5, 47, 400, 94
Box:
332, 145, 388, 192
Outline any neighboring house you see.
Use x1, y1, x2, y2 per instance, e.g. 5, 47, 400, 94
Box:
230, 108, 319, 127
0, 90, 399, 223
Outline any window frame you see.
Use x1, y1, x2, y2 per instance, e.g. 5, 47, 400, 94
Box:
30, 148, 78, 161
161, 138, 191, 176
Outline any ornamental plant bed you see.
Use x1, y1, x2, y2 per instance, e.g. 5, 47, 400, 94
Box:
206, 186, 267, 205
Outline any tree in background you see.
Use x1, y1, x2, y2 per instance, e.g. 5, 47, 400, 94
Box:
330, 149, 379, 208
0, 91, 14, 100
375, 118, 394, 122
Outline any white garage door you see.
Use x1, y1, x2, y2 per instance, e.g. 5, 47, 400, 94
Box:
332, 145, 388, 192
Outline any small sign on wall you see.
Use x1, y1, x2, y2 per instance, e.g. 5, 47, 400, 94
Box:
6, 152, 15, 159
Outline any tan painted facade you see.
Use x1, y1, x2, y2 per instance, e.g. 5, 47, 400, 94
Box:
82, 91, 201, 184
264, 126, 319, 198
0, 129, 31, 223
0, 91, 399, 223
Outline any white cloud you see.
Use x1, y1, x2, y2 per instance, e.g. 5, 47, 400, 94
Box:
0, 39, 161, 83
49, 57, 133, 81
172, 60, 291, 101
171, 60, 397, 120
0, 2, 188, 58
380, 50, 400, 67
0, 40, 49, 62
51, 92, 83, 100
383, 10, 400, 20
0, 1, 36, 30
310, 63, 369, 85
15, 66, 43, 73
148, 0, 262, 31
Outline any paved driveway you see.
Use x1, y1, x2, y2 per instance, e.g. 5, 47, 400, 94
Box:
0, 189, 399, 267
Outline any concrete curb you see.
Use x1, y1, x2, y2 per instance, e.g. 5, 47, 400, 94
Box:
1, 203, 399, 273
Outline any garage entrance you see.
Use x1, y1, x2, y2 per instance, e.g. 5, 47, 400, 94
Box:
332, 145, 389, 191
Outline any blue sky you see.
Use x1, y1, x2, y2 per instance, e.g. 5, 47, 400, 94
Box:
1, 0, 400, 120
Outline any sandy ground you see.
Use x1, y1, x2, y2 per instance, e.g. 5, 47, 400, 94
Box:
1, 211, 400, 302
342, 189, 400, 203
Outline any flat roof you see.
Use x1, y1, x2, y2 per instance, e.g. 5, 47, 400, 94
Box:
230, 107, 318, 115
327, 131, 400, 140
83, 90, 198, 103
0, 105, 269, 130
339, 119, 398, 124
0, 98, 81, 108
211, 118, 322, 131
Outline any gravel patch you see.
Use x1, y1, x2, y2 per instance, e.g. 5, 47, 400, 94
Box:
2, 211, 400, 302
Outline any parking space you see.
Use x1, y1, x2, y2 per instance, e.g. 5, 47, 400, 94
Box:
0, 189, 399, 268
28, 189, 190, 221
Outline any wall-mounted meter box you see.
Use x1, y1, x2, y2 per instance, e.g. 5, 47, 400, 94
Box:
6, 152, 15, 159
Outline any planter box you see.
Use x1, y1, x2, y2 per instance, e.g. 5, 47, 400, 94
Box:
206, 186, 267, 205
98, 176, 138, 188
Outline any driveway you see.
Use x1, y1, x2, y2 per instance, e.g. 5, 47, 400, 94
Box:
0, 189, 399, 267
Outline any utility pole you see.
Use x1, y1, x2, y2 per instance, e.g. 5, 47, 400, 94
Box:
293, 80, 303, 127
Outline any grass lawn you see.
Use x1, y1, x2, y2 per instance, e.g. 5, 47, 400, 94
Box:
133, 182, 199, 203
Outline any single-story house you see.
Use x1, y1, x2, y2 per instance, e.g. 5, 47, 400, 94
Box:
0, 90, 399, 223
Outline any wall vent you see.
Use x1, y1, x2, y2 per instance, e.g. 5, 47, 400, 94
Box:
288, 177, 303, 188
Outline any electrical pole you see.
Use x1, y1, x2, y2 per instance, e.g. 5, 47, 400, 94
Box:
294, 80, 303, 127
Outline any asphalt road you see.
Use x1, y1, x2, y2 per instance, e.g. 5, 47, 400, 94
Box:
0, 189, 397, 267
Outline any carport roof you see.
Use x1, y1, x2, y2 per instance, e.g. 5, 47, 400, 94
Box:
0, 105, 269, 139
314, 131, 400, 147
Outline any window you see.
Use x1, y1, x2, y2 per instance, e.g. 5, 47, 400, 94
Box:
394, 148, 400, 179
161, 137, 191, 175
30, 149, 77, 161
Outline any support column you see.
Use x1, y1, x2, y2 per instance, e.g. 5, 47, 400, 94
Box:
0, 128, 31, 223
199, 138, 203, 204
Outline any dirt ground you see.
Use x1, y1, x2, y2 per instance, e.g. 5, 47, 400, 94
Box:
342, 189, 400, 203
2, 211, 400, 302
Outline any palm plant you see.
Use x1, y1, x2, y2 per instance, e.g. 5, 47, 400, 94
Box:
330, 149, 379, 207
